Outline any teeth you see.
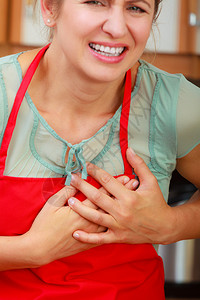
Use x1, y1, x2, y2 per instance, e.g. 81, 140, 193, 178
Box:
95, 44, 101, 50
100, 45, 105, 52
89, 43, 125, 56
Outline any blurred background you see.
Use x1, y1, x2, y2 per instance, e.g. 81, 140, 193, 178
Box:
0, 0, 200, 299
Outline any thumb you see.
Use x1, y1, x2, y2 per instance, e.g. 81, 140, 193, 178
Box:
126, 148, 153, 186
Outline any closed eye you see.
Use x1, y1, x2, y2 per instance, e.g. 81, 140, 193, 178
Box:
84, 1, 103, 5
127, 6, 145, 13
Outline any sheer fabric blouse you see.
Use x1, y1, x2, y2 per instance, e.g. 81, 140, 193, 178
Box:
0, 52, 200, 202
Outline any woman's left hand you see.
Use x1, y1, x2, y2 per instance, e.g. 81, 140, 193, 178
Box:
68, 148, 176, 245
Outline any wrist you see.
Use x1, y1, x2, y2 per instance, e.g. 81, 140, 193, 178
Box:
159, 203, 197, 245
21, 232, 49, 268
0, 234, 43, 271
167, 195, 200, 242
158, 206, 180, 245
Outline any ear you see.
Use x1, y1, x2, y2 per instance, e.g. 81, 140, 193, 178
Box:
40, 0, 56, 27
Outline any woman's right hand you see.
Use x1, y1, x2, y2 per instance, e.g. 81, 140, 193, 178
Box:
0, 175, 137, 271
23, 184, 103, 267
24, 175, 137, 268
0, 184, 101, 271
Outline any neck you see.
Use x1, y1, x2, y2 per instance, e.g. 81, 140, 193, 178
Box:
40, 45, 128, 116
30, 43, 139, 120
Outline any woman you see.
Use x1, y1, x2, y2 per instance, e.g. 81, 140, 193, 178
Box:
0, 0, 199, 298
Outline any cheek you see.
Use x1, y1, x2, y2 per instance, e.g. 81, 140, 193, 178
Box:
129, 20, 152, 46
61, 6, 103, 36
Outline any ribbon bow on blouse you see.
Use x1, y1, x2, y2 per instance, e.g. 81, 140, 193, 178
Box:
64, 146, 88, 185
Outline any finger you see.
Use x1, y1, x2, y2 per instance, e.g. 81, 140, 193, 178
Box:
83, 185, 110, 209
97, 225, 107, 233
47, 185, 77, 208
85, 163, 132, 200
126, 148, 155, 186
73, 230, 115, 245
116, 175, 130, 185
70, 174, 117, 213
82, 177, 135, 208
125, 179, 139, 190
115, 176, 139, 192
68, 197, 113, 227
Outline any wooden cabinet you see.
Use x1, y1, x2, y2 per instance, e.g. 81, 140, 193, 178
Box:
143, 0, 200, 79
0, 0, 45, 46
0, 0, 9, 44
9, 0, 47, 46
146, 0, 200, 55
179, 0, 200, 54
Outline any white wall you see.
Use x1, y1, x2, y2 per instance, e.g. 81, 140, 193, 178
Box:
21, 0, 48, 46
146, 0, 180, 53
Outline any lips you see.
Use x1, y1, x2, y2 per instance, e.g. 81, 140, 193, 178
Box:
89, 43, 126, 57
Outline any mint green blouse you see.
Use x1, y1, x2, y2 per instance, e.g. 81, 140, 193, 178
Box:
0, 53, 200, 203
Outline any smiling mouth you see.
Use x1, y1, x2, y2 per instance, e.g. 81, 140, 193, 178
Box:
89, 43, 126, 57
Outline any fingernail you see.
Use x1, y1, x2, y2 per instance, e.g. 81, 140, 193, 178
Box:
68, 198, 75, 206
132, 180, 139, 190
73, 232, 80, 239
123, 177, 130, 184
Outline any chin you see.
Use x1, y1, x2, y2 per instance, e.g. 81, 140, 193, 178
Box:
85, 66, 127, 83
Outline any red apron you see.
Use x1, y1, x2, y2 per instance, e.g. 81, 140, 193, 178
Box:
0, 45, 165, 299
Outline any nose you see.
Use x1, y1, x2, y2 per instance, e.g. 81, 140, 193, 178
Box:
101, 7, 128, 39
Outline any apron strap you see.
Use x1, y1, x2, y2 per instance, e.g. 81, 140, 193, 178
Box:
0, 44, 133, 176
119, 69, 133, 175
0, 44, 50, 175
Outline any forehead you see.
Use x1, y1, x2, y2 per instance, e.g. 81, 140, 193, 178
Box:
60, 0, 155, 13
125, 0, 153, 7
63, 0, 154, 6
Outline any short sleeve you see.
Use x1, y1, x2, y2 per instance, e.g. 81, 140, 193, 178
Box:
177, 76, 200, 158
0, 54, 22, 146
0, 68, 8, 144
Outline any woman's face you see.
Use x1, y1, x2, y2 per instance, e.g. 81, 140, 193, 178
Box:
48, 0, 155, 82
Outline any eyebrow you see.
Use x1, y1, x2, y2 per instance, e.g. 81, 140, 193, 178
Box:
128, 0, 152, 9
